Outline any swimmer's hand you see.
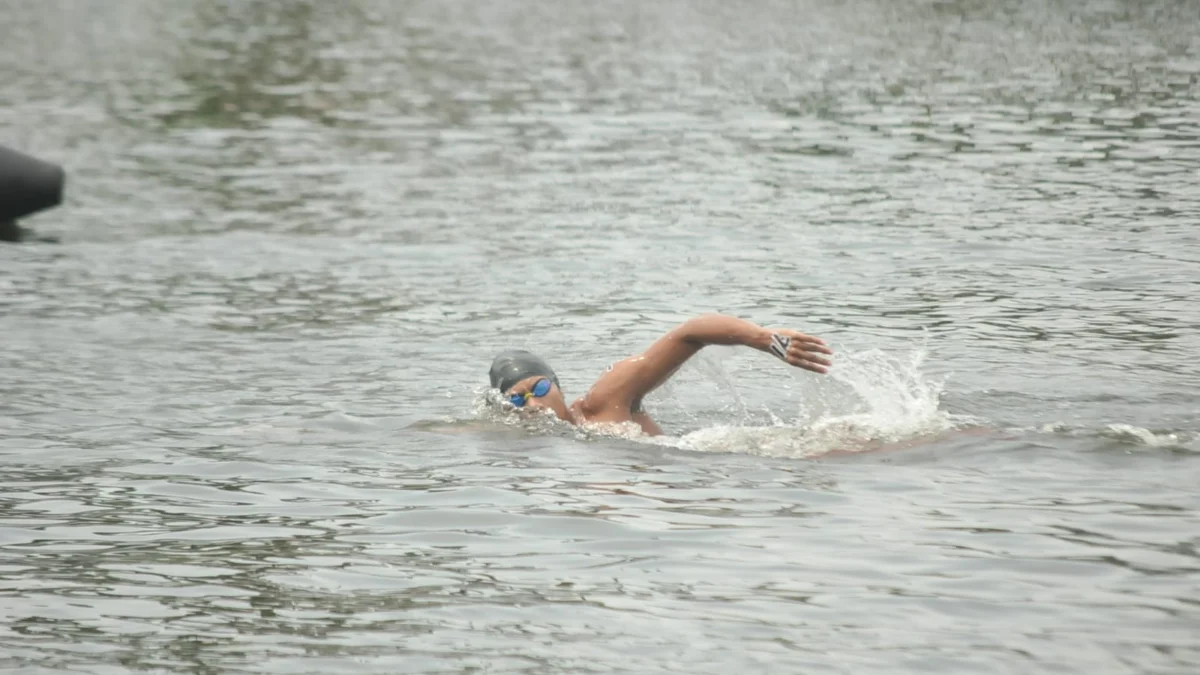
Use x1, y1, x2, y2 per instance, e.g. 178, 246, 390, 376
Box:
763, 328, 833, 374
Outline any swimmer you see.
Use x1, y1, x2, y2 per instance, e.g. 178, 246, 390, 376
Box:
488, 313, 833, 436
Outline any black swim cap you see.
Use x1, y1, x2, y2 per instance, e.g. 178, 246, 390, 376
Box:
489, 350, 560, 393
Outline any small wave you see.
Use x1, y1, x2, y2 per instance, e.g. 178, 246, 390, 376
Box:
1035, 422, 1198, 452
1102, 424, 1189, 448
1096, 424, 1196, 452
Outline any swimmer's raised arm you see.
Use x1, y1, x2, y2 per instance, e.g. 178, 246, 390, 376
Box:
580, 314, 833, 415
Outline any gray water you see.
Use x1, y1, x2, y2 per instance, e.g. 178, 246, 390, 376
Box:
2, 1, 1198, 673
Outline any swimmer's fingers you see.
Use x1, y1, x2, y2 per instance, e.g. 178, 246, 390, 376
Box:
787, 346, 833, 374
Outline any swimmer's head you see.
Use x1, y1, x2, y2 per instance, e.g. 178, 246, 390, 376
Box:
488, 350, 572, 422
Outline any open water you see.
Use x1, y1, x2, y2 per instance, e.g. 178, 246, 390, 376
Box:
1, 1, 1198, 673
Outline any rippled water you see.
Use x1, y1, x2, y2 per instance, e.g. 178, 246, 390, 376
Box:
2, 1, 1198, 673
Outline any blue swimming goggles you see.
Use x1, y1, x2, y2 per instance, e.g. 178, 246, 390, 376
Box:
509, 377, 552, 408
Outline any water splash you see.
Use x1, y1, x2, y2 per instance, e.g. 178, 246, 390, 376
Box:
652, 348, 964, 458
469, 386, 579, 437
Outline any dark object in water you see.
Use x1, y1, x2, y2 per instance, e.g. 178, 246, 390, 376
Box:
0, 145, 65, 242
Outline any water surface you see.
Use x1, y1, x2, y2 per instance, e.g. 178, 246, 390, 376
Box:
2, 1, 1198, 673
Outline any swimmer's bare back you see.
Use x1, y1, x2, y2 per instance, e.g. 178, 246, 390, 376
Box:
568, 314, 833, 435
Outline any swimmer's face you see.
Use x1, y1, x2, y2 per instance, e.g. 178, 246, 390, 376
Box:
505, 376, 572, 423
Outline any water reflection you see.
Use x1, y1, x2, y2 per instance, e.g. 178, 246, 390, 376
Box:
157, 2, 355, 129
